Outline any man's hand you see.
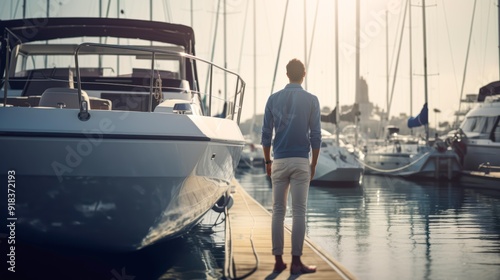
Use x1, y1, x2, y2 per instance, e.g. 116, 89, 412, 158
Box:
266, 162, 272, 177
310, 164, 316, 181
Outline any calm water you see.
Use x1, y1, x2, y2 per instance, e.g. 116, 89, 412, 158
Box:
235, 169, 500, 280
0, 210, 226, 280
3, 171, 499, 280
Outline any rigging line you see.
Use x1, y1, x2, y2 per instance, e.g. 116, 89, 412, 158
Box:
456, 0, 478, 128
306, 0, 320, 74
204, 0, 221, 95
270, 0, 290, 96
441, 0, 460, 99
386, 0, 409, 121
236, 0, 250, 74
13, 0, 20, 18
389, 0, 407, 77
480, 0, 492, 80
335, 0, 340, 146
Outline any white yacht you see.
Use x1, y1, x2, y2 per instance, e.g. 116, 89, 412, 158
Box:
452, 85, 500, 171
0, 18, 246, 251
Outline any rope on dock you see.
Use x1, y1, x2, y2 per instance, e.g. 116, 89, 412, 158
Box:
225, 184, 259, 279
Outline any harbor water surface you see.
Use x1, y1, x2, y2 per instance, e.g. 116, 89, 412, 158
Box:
2, 172, 500, 280
236, 169, 500, 280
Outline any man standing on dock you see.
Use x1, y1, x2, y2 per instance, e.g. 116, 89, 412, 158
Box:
261, 58, 321, 275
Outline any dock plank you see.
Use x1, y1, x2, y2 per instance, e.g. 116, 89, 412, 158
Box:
225, 180, 356, 279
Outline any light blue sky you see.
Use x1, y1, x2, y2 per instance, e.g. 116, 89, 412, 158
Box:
1, 0, 498, 125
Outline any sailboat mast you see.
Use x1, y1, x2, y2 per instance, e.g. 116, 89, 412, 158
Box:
335, 0, 340, 146
223, 0, 227, 101
270, 0, 290, 95
250, 0, 257, 141
386, 10, 389, 122
421, 0, 429, 144
354, 0, 360, 147
455, 0, 477, 128
253, 0, 257, 120
409, 0, 413, 134
355, 0, 360, 114
304, 0, 308, 89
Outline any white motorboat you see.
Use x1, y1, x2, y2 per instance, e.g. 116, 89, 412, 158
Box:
312, 130, 364, 186
0, 18, 246, 251
451, 83, 500, 171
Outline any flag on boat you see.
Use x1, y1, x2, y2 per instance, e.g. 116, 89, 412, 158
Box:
407, 103, 428, 128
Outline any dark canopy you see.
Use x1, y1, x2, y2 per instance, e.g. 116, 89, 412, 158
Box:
0, 17, 195, 51
1, 17, 198, 89
478, 81, 500, 102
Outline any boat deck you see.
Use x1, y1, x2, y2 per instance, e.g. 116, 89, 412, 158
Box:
225, 180, 356, 280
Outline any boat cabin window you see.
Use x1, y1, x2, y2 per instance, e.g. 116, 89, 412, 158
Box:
461, 116, 498, 139
492, 118, 500, 142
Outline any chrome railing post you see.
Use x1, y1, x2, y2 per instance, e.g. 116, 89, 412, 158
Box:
149, 52, 155, 112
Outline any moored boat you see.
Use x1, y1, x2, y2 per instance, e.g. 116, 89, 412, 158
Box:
450, 85, 500, 171
0, 18, 246, 251
363, 126, 462, 180
312, 130, 364, 186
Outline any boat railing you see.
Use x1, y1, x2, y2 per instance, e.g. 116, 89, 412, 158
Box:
73, 42, 246, 123
478, 162, 500, 174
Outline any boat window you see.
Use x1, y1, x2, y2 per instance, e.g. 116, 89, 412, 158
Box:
493, 117, 500, 142
483, 116, 497, 135
461, 117, 478, 133
461, 116, 498, 139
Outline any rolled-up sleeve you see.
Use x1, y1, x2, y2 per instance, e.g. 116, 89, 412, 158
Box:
309, 96, 322, 149
261, 97, 274, 147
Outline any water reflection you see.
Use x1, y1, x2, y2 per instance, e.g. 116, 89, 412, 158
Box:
0, 211, 226, 280
235, 171, 500, 280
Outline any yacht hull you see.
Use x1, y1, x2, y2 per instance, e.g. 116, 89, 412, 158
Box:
313, 141, 364, 185
0, 107, 244, 250
313, 167, 363, 185
462, 141, 500, 170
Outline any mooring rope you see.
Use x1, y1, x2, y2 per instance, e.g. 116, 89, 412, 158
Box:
355, 151, 431, 173
226, 186, 259, 280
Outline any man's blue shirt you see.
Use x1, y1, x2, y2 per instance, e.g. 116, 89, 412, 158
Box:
261, 83, 322, 159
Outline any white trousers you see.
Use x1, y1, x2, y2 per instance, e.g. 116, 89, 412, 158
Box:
271, 157, 310, 256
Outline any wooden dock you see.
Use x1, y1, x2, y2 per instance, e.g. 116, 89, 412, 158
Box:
224, 180, 356, 280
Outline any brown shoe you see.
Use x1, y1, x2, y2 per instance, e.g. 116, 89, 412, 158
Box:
290, 264, 317, 275
273, 262, 287, 273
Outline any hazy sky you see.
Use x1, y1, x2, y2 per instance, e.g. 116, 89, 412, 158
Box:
1, 0, 498, 125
